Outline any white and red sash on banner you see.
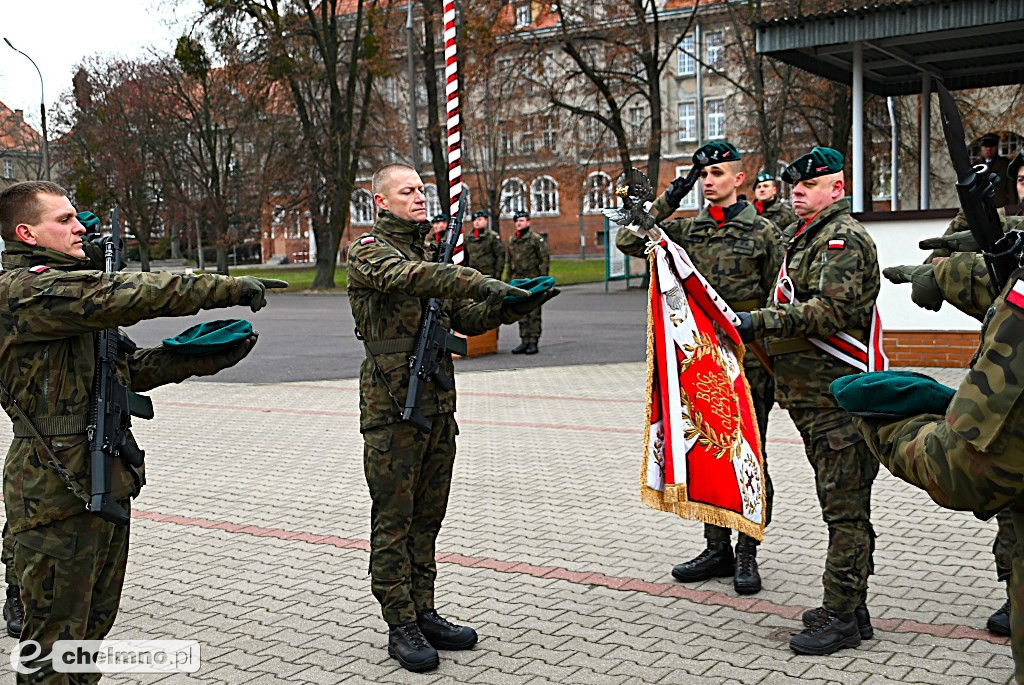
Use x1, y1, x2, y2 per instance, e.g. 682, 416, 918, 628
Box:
641, 237, 767, 540
773, 259, 888, 372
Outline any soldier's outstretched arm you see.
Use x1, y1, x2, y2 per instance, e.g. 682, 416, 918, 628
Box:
128, 333, 259, 392
348, 240, 488, 300
0, 270, 275, 343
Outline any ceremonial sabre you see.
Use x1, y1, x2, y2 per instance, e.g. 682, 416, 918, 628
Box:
441, 0, 466, 264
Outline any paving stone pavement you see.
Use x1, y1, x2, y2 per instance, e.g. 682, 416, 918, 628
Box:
0, 363, 1014, 684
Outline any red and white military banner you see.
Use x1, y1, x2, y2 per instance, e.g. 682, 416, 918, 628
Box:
641, 237, 767, 540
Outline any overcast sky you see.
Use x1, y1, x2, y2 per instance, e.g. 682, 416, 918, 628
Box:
0, 0, 201, 132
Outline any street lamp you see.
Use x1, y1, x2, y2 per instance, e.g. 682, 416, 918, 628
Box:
4, 37, 50, 181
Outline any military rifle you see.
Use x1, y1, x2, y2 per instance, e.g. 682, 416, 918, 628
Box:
87, 208, 154, 525
402, 195, 469, 433
936, 80, 1021, 295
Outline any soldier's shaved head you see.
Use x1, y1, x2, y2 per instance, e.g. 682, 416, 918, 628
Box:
0, 181, 70, 241
372, 164, 417, 198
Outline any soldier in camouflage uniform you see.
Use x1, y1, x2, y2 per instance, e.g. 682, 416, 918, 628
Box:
2, 524, 19, 637
347, 165, 551, 673
505, 210, 550, 355
428, 213, 448, 248
863, 239, 1024, 684
465, 210, 505, 278
753, 171, 798, 238
735, 147, 884, 655
0, 181, 286, 683
617, 141, 781, 595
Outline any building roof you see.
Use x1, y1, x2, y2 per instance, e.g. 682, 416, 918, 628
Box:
0, 100, 41, 152
754, 0, 1024, 96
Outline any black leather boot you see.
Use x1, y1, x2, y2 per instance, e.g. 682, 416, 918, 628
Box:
4, 585, 23, 638
387, 622, 439, 672
790, 610, 861, 655
987, 600, 1011, 637
524, 343, 539, 355
671, 539, 734, 582
802, 602, 873, 640
733, 535, 761, 595
417, 609, 478, 650
511, 342, 529, 354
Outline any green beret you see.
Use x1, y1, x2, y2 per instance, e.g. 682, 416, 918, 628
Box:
1008, 150, 1023, 181
830, 370, 955, 418
163, 319, 254, 355
432, 214, 450, 223
471, 210, 489, 219
754, 172, 774, 185
513, 210, 530, 220
507, 276, 555, 303
694, 141, 741, 166
781, 146, 844, 184
77, 211, 101, 232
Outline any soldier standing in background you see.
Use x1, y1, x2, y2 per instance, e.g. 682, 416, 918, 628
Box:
977, 133, 1018, 208
506, 210, 550, 355
429, 213, 449, 247
0, 181, 285, 682
753, 171, 798, 237
465, 210, 505, 278
617, 141, 781, 595
347, 164, 553, 673
735, 147, 885, 656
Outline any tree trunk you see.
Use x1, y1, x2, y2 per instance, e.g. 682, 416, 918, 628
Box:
138, 243, 151, 272
216, 245, 229, 274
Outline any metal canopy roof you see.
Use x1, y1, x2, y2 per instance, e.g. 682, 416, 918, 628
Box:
755, 0, 1024, 96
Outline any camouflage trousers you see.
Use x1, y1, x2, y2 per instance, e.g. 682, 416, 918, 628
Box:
518, 307, 542, 345
363, 414, 458, 626
789, 406, 879, 613
4, 522, 15, 585
994, 506, 1018, 582
13, 502, 131, 685
1010, 507, 1024, 684
705, 361, 775, 543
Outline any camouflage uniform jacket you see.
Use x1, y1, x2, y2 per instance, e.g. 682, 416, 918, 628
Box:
0, 242, 246, 534
616, 195, 782, 368
757, 199, 798, 240
465, 228, 505, 278
506, 229, 549, 280
347, 212, 512, 433
749, 198, 882, 408
925, 209, 1023, 262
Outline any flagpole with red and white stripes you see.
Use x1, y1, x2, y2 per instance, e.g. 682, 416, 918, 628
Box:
441, 0, 465, 264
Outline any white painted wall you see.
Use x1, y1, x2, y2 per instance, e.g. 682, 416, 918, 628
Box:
864, 215, 979, 332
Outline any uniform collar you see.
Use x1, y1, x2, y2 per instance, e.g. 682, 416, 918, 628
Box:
790, 198, 849, 242
1, 241, 91, 272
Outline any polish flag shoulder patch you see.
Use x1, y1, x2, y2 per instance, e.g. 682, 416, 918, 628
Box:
28, 265, 51, 273
828, 239, 845, 250
359, 236, 376, 245
1006, 279, 1024, 311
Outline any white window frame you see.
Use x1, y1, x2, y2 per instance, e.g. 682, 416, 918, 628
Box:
706, 98, 726, 139
674, 165, 703, 211
583, 171, 614, 214
500, 177, 528, 217
677, 35, 695, 76
531, 176, 559, 216
424, 184, 441, 219
677, 101, 696, 142
628, 104, 647, 146
351, 189, 375, 225
515, 4, 531, 28
705, 31, 724, 69
2, 160, 13, 179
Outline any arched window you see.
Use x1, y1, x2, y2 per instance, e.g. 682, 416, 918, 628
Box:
531, 176, 559, 216
424, 184, 441, 219
583, 172, 614, 214
500, 178, 528, 217
351, 188, 375, 225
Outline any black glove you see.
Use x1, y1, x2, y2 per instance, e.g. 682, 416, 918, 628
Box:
237, 277, 289, 312
478, 277, 530, 307
735, 311, 755, 343
505, 288, 560, 316
883, 264, 943, 312
189, 333, 259, 377
918, 230, 980, 254
664, 166, 702, 210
